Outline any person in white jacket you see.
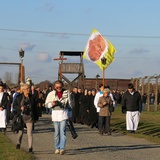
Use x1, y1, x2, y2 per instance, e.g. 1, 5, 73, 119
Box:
45, 80, 71, 155
94, 84, 104, 128
94, 84, 104, 113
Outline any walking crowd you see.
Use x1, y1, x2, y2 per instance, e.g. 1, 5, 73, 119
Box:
1, 79, 155, 155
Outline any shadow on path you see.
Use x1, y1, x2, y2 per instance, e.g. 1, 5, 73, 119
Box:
64, 144, 160, 155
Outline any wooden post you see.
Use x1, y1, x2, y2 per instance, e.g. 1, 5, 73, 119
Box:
142, 76, 148, 96
21, 63, 23, 83
102, 68, 105, 88
147, 76, 154, 111
155, 75, 160, 111
20, 61, 24, 83
101, 57, 107, 88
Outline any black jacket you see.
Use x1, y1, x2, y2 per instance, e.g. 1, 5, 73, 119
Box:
1, 92, 10, 109
13, 93, 38, 121
121, 90, 142, 113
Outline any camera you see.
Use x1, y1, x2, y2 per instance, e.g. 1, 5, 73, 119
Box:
23, 104, 32, 115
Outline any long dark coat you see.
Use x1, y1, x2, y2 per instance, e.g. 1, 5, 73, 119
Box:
71, 92, 81, 119
88, 95, 98, 124
79, 94, 90, 125
1, 92, 11, 124
13, 93, 39, 122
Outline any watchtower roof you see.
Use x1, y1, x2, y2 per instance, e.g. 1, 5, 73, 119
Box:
59, 51, 83, 56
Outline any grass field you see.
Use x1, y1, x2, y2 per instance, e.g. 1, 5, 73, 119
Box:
111, 104, 160, 144
0, 133, 35, 160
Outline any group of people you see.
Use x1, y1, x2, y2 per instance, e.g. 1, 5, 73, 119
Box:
45, 82, 142, 154
0, 82, 45, 153
0, 80, 142, 155
71, 87, 98, 127
44, 81, 117, 155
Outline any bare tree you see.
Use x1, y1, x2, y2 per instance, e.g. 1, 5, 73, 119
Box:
3, 72, 13, 86
14, 72, 19, 84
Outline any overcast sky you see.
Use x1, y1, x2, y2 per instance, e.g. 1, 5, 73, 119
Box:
0, 0, 160, 84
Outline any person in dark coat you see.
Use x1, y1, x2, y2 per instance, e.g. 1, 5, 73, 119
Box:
115, 90, 122, 104
43, 86, 52, 114
30, 85, 39, 119
142, 93, 147, 112
13, 83, 38, 153
87, 88, 98, 128
79, 89, 90, 125
121, 83, 142, 133
71, 87, 81, 123
4, 88, 12, 125
36, 87, 45, 117
158, 91, 160, 105
0, 84, 10, 134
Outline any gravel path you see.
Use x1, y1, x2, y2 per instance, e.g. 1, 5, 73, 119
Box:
6, 114, 160, 160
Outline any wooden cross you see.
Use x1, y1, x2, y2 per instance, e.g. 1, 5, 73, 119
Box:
54, 55, 67, 80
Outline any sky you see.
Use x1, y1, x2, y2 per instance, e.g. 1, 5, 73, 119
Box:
0, 0, 160, 84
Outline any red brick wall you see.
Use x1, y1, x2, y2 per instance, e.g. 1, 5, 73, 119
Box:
83, 78, 131, 91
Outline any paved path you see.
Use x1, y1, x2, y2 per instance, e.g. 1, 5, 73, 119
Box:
6, 114, 160, 160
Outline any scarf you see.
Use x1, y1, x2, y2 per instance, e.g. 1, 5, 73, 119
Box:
57, 91, 63, 99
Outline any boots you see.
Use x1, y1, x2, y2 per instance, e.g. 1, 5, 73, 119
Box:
67, 120, 78, 139
16, 144, 21, 149
29, 148, 34, 154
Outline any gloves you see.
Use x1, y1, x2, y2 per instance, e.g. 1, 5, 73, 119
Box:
122, 106, 126, 114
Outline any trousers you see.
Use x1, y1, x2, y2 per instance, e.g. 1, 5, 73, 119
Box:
17, 122, 33, 148
126, 111, 140, 131
53, 120, 67, 150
